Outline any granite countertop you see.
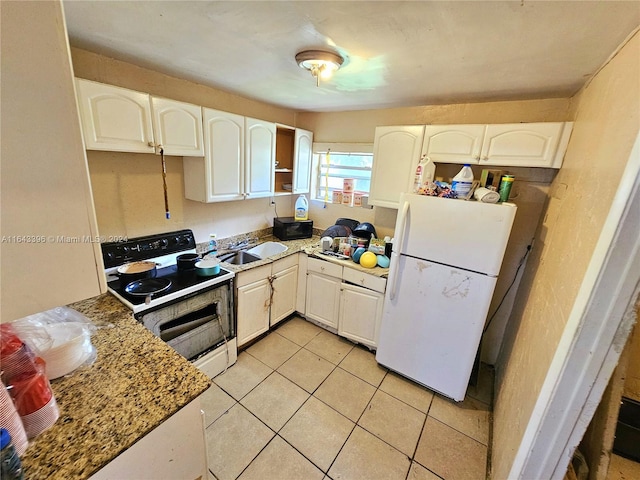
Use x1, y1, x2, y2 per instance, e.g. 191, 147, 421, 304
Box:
218, 235, 389, 278
19, 294, 211, 479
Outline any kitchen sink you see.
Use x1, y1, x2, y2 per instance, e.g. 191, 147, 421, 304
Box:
245, 241, 287, 258
217, 251, 261, 265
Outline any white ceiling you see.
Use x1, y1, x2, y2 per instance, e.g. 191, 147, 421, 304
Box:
63, 1, 640, 113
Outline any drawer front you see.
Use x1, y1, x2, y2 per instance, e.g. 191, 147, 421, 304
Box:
236, 264, 272, 287
342, 267, 387, 294
307, 257, 343, 278
273, 253, 298, 273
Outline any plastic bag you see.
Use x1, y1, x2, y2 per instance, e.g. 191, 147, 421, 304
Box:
5, 307, 97, 380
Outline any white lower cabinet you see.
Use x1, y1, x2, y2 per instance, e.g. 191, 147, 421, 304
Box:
305, 258, 343, 329
305, 257, 387, 348
236, 255, 298, 347
90, 398, 207, 480
270, 257, 298, 326
339, 284, 384, 348
236, 264, 272, 347
306, 270, 343, 329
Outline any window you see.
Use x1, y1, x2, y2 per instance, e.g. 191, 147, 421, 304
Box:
313, 143, 373, 202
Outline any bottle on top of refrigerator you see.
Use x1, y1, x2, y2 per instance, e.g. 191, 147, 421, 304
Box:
294, 194, 309, 221
413, 156, 436, 192
451, 164, 474, 199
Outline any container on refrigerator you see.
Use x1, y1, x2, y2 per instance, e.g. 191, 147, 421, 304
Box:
375, 193, 517, 401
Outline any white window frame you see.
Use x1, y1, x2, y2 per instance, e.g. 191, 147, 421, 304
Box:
312, 142, 374, 202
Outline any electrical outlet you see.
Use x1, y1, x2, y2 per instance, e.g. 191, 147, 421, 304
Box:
270, 198, 276, 206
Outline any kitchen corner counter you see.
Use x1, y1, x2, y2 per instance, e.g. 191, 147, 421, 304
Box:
19, 294, 211, 479
305, 245, 389, 277
218, 236, 389, 277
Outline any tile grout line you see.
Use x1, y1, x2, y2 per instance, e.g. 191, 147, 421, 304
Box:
211, 321, 492, 479
211, 326, 349, 478
427, 392, 492, 446
405, 393, 443, 480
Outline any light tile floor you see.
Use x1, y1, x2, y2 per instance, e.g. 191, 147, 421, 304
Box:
203, 316, 494, 480
606, 454, 640, 480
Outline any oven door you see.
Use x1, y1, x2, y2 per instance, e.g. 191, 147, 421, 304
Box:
136, 281, 234, 361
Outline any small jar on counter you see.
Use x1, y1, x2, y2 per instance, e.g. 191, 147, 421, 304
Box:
1, 429, 24, 480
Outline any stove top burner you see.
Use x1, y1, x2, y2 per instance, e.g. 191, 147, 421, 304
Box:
102, 229, 235, 313
108, 264, 230, 306
124, 277, 173, 296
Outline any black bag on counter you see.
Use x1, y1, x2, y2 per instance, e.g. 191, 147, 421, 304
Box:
320, 224, 352, 238
335, 218, 360, 231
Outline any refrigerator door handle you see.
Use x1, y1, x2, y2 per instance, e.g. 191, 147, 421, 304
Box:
388, 252, 400, 300
389, 199, 410, 300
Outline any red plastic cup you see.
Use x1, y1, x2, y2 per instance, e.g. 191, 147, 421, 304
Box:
8, 369, 53, 415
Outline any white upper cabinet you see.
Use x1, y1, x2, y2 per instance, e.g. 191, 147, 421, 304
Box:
76, 79, 205, 157
422, 124, 486, 164
184, 111, 280, 203
150, 97, 204, 156
369, 125, 425, 209
76, 78, 155, 153
184, 108, 244, 203
480, 122, 572, 168
293, 128, 313, 194
245, 117, 276, 199
421, 122, 573, 168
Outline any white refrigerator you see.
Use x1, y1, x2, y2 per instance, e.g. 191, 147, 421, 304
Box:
375, 193, 517, 401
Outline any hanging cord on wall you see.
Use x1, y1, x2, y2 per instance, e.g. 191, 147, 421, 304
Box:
215, 313, 230, 375
160, 147, 170, 219
482, 242, 533, 336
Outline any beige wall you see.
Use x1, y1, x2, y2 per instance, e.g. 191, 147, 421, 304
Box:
1, 1, 105, 321
72, 48, 300, 243
623, 310, 640, 401
492, 32, 640, 479
297, 97, 571, 142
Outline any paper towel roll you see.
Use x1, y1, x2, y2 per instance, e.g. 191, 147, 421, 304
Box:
474, 187, 500, 203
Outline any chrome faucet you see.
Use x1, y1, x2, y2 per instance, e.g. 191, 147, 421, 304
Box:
228, 236, 258, 250
228, 239, 249, 250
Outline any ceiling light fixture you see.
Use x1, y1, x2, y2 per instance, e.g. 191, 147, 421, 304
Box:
295, 50, 344, 87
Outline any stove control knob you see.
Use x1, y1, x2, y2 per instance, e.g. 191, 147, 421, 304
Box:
175, 236, 189, 246
160, 239, 169, 248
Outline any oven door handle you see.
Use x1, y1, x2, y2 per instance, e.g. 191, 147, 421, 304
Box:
159, 314, 218, 342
